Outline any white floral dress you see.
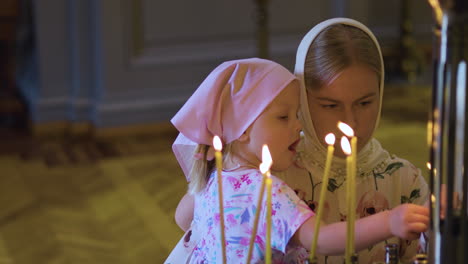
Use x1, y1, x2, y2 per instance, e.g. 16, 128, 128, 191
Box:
166, 169, 314, 264
277, 138, 429, 264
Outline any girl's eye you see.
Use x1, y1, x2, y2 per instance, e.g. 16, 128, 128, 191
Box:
279, 116, 289, 120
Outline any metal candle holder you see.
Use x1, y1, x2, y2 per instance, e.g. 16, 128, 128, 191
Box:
427, 0, 468, 263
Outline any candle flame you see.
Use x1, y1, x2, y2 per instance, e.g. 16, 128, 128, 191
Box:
259, 163, 269, 175
325, 133, 336, 145
213, 135, 222, 151
340, 136, 351, 156
337, 122, 354, 137
260, 145, 273, 175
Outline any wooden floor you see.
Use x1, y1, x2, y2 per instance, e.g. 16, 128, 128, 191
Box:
0, 126, 187, 264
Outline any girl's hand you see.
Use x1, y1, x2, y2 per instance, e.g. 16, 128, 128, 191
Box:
388, 204, 429, 240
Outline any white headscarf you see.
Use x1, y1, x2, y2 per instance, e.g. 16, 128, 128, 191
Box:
295, 18, 390, 179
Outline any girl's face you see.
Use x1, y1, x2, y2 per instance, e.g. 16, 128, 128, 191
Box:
307, 65, 380, 158
238, 81, 302, 171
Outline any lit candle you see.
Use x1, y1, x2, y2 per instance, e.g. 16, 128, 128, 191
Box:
350, 138, 357, 255
213, 135, 227, 264
338, 122, 357, 256
246, 146, 270, 264
260, 145, 273, 264
309, 133, 335, 262
341, 136, 353, 264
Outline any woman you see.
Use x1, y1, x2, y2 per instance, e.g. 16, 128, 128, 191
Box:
277, 18, 429, 264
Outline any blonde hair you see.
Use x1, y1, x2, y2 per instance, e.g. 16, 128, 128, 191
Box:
304, 24, 381, 90
188, 143, 233, 194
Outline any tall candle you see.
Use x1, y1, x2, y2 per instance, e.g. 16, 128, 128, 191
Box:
349, 136, 357, 254
309, 133, 335, 262
265, 174, 272, 264
341, 136, 353, 264
213, 136, 227, 264
246, 158, 268, 264
260, 145, 273, 264
338, 122, 357, 257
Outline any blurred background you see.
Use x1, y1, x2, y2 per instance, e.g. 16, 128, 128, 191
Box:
0, 0, 433, 263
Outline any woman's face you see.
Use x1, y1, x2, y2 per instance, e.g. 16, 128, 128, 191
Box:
307, 64, 380, 158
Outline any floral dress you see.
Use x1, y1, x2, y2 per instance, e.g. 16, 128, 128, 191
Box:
277, 138, 429, 264
167, 169, 314, 264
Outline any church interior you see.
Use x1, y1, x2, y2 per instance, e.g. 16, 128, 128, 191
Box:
0, 0, 465, 263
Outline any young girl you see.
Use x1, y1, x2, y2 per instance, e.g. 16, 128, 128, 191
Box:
277, 18, 430, 264
167, 58, 429, 263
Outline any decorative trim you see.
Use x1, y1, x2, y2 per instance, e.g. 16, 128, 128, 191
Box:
35, 96, 94, 123
94, 121, 177, 138
95, 96, 185, 127
31, 120, 93, 137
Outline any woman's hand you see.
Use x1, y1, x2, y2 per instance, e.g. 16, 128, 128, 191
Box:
389, 203, 429, 240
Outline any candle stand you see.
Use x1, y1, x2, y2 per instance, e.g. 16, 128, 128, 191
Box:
427, 0, 468, 263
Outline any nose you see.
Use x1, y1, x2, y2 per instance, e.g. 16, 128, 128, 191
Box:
342, 107, 357, 130
294, 116, 302, 133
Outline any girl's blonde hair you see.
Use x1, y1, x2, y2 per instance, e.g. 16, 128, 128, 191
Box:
304, 24, 381, 91
188, 143, 232, 194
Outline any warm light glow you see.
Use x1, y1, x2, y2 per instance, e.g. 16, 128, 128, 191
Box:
431, 194, 436, 203
337, 122, 354, 137
260, 145, 273, 175
213, 135, 222, 151
433, 122, 440, 136
427, 0, 442, 25
259, 163, 269, 175
427, 121, 433, 147
340, 136, 351, 156
262, 145, 273, 166
427, 162, 432, 170
325, 133, 336, 145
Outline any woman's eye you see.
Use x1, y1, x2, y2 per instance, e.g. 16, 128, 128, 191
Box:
360, 101, 372, 106
279, 116, 289, 120
321, 104, 337, 109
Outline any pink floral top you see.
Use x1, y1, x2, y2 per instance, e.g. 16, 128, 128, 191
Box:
189, 169, 313, 263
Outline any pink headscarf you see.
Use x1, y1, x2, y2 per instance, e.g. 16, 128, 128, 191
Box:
171, 58, 298, 179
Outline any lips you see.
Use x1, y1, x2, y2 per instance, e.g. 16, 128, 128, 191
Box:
288, 138, 300, 152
